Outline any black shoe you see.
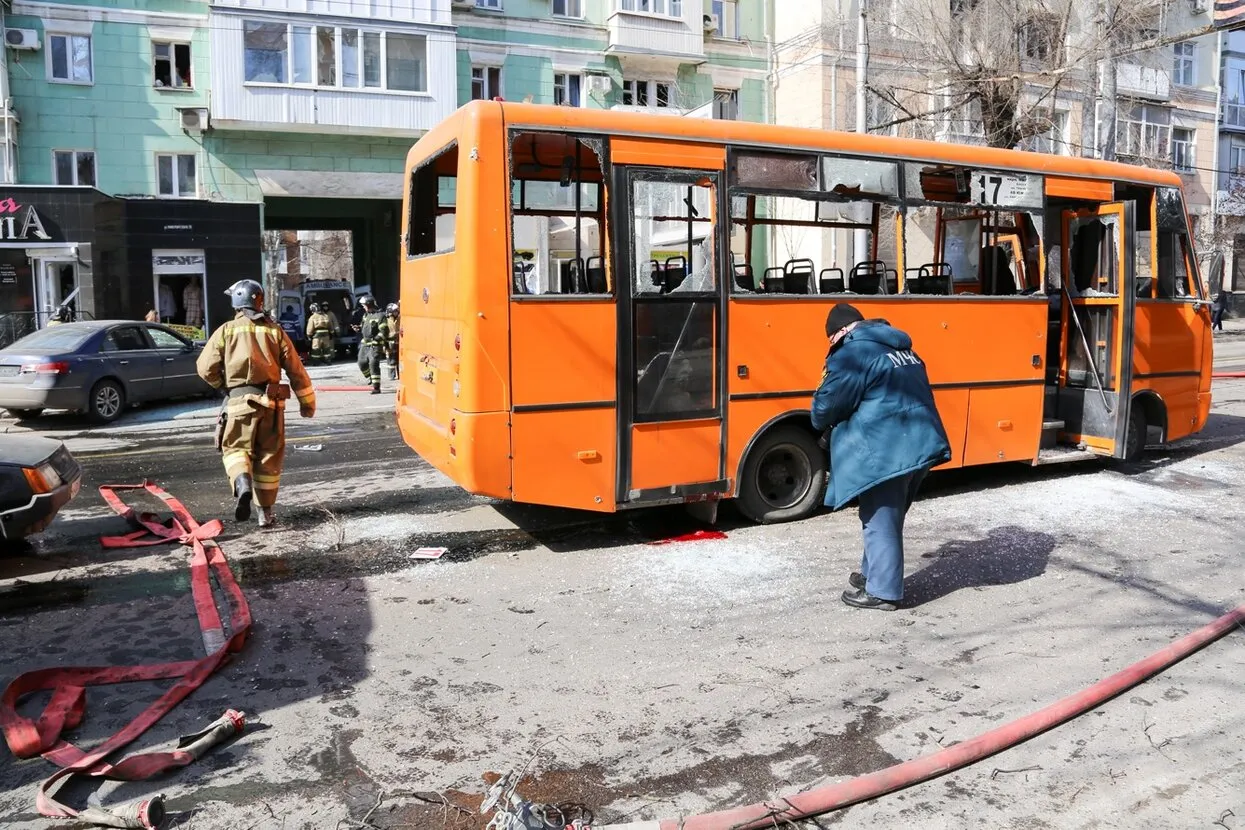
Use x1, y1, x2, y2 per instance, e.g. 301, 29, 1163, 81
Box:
841, 587, 897, 611
371, 386, 381, 395
233, 474, 253, 522
849, 571, 865, 590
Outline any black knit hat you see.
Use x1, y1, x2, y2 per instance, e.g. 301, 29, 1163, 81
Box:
825, 302, 864, 338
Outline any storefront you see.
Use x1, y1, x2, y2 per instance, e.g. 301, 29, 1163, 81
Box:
0, 186, 113, 345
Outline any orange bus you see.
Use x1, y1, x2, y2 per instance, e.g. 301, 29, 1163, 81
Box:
395, 102, 1212, 523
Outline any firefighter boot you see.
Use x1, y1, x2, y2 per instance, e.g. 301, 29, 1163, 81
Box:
258, 506, 276, 528
233, 474, 253, 522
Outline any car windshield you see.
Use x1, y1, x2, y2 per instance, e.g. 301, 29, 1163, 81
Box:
5, 327, 95, 352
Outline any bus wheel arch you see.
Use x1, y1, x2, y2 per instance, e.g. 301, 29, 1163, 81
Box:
735, 412, 827, 525
1126, 391, 1167, 461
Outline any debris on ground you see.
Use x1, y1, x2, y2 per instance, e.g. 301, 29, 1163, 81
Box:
411, 546, 449, 560
648, 529, 728, 545
295, 444, 325, 452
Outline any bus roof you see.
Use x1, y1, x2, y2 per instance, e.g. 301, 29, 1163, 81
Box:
408, 100, 1184, 191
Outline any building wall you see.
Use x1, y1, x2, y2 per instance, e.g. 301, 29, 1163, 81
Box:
7, 0, 209, 196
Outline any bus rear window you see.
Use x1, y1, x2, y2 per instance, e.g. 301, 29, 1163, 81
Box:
407, 144, 457, 257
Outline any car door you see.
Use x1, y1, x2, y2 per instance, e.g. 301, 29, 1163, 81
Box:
146, 325, 204, 397
99, 325, 164, 403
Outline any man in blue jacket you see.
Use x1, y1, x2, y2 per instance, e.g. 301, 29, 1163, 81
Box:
811, 303, 952, 611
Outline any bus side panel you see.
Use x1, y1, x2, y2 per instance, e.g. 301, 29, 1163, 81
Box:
396, 406, 511, 499
1132, 303, 1206, 442
631, 420, 721, 492
962, 385, 1044, 465
512, 409, 616, 512
510, 302, 616, 406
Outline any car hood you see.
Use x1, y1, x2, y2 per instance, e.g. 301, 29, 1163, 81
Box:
0, 434, 62, 467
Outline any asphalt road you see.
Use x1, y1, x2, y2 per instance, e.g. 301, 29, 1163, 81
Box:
1, 352, 1243, 830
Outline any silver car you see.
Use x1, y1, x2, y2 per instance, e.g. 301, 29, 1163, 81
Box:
0, 321, 213, 423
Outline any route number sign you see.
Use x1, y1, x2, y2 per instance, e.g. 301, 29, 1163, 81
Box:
970, 171, 1043, 208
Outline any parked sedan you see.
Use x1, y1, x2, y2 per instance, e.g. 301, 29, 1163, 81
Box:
0, 321, 214, 423
0, 434, 82, 541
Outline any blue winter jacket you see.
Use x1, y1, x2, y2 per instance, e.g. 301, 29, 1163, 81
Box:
811, 320, 953, 510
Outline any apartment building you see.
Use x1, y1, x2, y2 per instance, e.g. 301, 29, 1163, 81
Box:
773, 0, 1219, 273
1216, 29, 1245, 294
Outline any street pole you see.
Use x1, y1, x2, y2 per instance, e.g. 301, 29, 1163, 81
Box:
854, 0, 869, 267
1096, 0, 1117, 160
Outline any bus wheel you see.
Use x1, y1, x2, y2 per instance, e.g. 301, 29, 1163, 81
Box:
737, 425, 826, 524
1123, 406, 1147, 462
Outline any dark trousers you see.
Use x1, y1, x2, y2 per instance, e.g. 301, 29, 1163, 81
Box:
857, 467, 929, 601
1213, 306, 1226, 330
358, 344, 381, 386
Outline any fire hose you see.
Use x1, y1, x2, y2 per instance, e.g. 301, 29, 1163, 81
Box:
592, 599, 1245, 830
0, 481, 250, 829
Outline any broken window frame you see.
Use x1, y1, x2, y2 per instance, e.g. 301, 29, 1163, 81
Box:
507, 130, 610, 297
406, 142, 458, 259
153, 40, 192, 89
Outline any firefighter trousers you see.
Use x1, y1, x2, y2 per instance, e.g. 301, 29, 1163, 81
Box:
220, 403, 286, 508
358, 344, 382, 387
311, 333, 334, 362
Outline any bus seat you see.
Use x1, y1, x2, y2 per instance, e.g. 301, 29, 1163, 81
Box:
819, 268, 845, 293
560, 257, 585, 294
586, 256, 607, 293
648, 259, 663, 290
762, 267, 785, 292
915, 262, 953, 295
783, 258, 815, 294
734, 263, 756, 292
981, 246, 1015, 295
849, 260, 886, 295
663, 255, 689, 293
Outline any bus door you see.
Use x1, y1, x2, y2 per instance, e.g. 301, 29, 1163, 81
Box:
1058, 201, 1137, 457
612, 147, 728, 506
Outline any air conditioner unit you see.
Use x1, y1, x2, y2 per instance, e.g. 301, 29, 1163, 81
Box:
703, 14, 719, 33
451, 0, 474, 8
1189, 0, 1210, 12
179, 108, 209, 134
585, 74, 611, 96
4, 29, 40, 51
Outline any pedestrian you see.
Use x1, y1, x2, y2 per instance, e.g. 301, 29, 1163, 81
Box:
811, 303, 952, 611
305, 302, 338, 364
196, 279, 315, 528
355, 295, 389, 394
1213, 286, 1230, 332
384, 302, 400, 379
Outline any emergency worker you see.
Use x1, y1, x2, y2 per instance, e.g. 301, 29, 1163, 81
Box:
811, 303, 951, 611
196, 279, 316, 528
305, 302, 338, 364
356, 295, 389, 394
47, 306, 72, 327
384, 302, 400, 380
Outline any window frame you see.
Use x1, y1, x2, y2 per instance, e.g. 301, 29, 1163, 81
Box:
152, 39, 193, 90
619, 0, 683, 19
475, 0, 503, 9
155, 152, 198, 199
53, 150, 96, 187
621, 79, 673, 108
552, 0, 585, 18
710, 0, 739, 38
471, 65, 502, 100
47, 32, 94, 85
1171, 128, 1195, 173
553, 72, 583, 107
1172, 41, 1196, 87
405, 142, 459, 260
242, 19, 430, 95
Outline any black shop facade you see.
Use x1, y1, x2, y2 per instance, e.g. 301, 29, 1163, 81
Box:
0, 187, 260, 346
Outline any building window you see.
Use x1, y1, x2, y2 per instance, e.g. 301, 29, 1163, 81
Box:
1118, 102, 1172, 160
476, 0, 502, 8
472, 66, 501, 100
622, 79, 672, 107
1017, 13, 1063, 66
244, 21, 287, 83
620, 0, 683, 17
1173, 42, 1196, 86
153, 41, 192, 89
156, 153, 197, 198
54, 150, 96, 186
245, 21, 426, 93
1021, 111, 1069, 155
49, 33, 93, 83
1231, 139, 1245, 181
713, 88, 739, 120
387, 33, 427, 92
1172, 128, 1195, 172
553, 0, 584, 16
711, 0, 738, 38
554, 73, 582, 106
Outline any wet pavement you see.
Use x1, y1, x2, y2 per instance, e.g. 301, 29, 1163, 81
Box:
1, 368, 1244, 829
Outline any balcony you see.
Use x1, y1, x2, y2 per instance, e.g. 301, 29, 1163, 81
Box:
607, 6, 705, 64
1109, 62, 1171, 101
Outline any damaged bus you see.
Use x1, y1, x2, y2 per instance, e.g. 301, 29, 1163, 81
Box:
395, 101, 1212, 523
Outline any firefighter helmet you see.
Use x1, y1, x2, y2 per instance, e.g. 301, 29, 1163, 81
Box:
226, 279, 265, 311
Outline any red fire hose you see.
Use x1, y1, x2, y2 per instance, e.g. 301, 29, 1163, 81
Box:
599, 600, 1245, 830
1212, 372, 1245, 378
0, 482, 249, 829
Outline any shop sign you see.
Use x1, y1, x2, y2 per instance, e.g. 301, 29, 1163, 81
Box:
0, 199, 52, 241
0, 263, 16, 284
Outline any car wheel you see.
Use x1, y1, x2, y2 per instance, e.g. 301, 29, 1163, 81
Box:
6, 408, 43, 420
736, 425, 827, 524
88, 379, 125, 424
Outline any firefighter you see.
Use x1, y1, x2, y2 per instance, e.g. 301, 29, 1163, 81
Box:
305, 302, 338, 365
196, 279, 315, 528
356, 295, 389, 395
384, 302, 400, 380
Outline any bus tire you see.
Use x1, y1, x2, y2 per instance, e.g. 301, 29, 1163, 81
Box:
1123, 405, 1147, 462
737, 425, 826, 524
